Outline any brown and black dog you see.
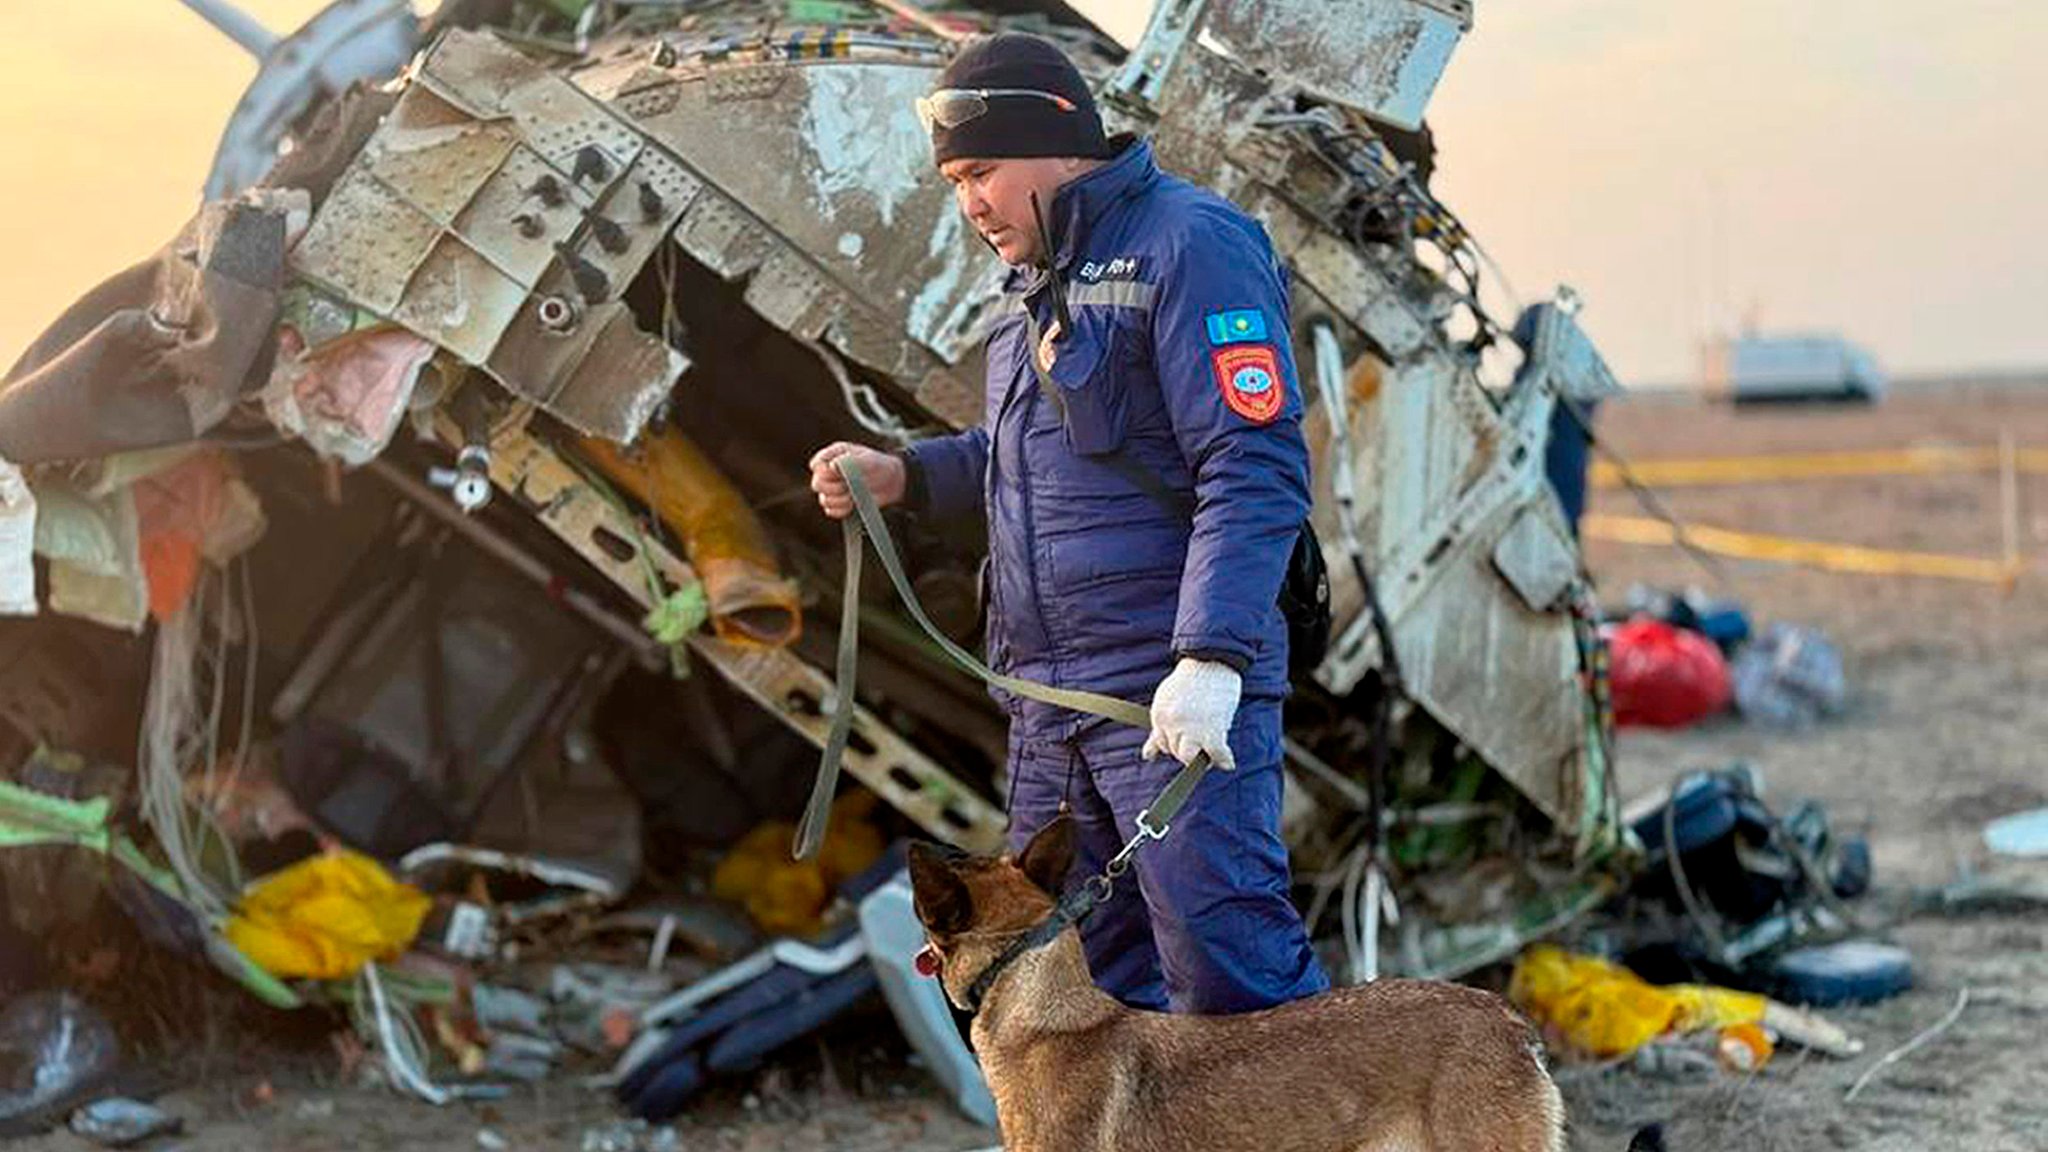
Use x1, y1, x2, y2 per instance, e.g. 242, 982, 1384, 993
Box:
908, 816, 1572, 1152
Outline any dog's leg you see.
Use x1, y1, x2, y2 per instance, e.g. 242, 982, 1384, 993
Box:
1538, 1071, 1568, 1152
1417, 1042, 1567, 1152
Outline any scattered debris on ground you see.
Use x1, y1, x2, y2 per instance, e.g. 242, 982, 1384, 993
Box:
3, 1, 2042, 1150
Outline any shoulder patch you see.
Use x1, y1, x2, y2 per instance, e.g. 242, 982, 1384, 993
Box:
1212, 344, 1285, 424
1205, 309, 1269, 346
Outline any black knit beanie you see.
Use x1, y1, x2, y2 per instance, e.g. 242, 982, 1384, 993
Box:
928, 33, 1110, 165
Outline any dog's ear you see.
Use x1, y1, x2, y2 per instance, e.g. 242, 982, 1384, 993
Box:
908, 841, 973, 935
1015, 815, 1076, 896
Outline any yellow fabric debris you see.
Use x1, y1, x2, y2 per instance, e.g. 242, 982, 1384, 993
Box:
579, 429, 803, 648
1509, 945, 1768, 1059
712, 791, 886, 938
225, 851, 432, 980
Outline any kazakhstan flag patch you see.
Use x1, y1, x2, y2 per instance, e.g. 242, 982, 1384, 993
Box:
1204, 309, 1269, 346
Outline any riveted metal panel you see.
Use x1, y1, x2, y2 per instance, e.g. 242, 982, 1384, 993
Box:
292, 27, 687, 442
1201, 0, 1471, 130
293, 166, 440, 316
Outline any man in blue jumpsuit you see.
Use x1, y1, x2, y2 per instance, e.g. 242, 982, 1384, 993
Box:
810, 32, 1329, 1015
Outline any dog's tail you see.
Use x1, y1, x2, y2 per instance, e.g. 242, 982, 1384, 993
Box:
1626, 1123, 1668, 1152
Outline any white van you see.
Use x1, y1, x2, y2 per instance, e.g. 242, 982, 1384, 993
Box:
1702, 333, 1887, 404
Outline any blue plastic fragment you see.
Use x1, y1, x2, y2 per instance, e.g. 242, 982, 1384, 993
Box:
1768, 940, 1913, 1006
1984, 808, 2048, 858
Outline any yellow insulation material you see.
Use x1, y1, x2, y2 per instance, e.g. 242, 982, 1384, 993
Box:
580, 429, 802, 648
225, 851, 432, 981
712, 791, 886, 938
1510, 945, 1767, 1059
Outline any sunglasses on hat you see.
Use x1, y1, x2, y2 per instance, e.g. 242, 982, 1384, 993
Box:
915, 87, 1078, 133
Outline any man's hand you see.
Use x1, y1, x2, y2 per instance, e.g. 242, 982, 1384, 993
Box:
1142, 657, 1242, 770
1034, 318, 1062, 374
808, 442, 907, 520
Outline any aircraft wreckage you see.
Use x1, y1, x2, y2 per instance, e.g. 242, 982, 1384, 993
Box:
0, 0, 1629, 1014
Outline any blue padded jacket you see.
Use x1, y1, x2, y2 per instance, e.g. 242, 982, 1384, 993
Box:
903, 140, 1310, 737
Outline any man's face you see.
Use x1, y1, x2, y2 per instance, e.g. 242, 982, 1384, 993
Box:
939, 155, 1083, 267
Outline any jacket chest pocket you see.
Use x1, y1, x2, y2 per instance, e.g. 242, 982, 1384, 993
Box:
1032, 311, 1144, 457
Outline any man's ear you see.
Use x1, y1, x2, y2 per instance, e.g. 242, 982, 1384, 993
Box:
1016, 815, 1076, 896
908, 841, 974, 935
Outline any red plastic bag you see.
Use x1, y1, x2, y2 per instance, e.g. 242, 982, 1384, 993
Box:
1605, 617, 1733, 728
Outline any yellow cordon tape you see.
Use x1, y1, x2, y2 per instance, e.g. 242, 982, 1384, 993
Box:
1583, 515, 2024, 586
1590, 446, 2048, 489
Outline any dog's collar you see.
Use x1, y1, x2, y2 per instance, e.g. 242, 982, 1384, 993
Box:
962, 883, 1102, 1013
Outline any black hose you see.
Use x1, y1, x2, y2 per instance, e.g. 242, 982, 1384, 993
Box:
1351, 553, 1405, 862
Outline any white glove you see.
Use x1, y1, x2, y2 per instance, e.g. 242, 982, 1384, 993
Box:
1142, 658, 1242, 770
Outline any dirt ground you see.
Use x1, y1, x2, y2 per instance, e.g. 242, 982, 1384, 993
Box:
1557, 386, 2048, 1152
20, 387, 2048, 1152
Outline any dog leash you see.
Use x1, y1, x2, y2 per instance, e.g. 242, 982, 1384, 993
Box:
793, 458, 1216, 877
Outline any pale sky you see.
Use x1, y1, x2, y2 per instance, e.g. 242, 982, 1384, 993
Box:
4, 1, 2042, 385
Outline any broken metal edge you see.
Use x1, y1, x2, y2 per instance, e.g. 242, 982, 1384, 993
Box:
423, 415, 1006, 854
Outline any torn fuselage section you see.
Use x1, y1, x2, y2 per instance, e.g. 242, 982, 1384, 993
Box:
1, 0, 1635, 1000
292, 28, 692, 443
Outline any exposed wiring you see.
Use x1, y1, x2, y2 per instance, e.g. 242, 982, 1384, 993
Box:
1272, 106, 1525, 364
1845, 988, 1970, 1103
1661, 766, 1871, 970
359, 962, 452, 1105
1662, 770, 1732, 965
801, 336, 917, 449
1334, 836, 1399, 985
139, 571, 238, 919
1552, 393, 1750, 600
205, 558, 264, 892
1300, 110, 1744, 596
